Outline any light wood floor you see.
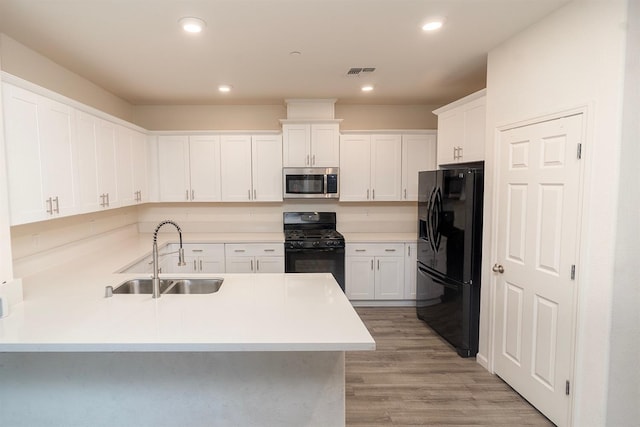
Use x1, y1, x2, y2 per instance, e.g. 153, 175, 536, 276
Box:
346, 307, 554, 426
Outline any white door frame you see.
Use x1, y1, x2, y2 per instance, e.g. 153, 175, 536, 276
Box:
485, 106, 589, 425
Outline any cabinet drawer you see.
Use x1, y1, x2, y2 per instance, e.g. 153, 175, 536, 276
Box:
225, 243, 284, 257
346, 243, 404, 257
165, 243, 225, 257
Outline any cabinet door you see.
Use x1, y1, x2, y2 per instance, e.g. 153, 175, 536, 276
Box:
256, 256, 284, 273
346, 256, 375, 300
401, 134, 436, 201
461, 99, 486, 162
131, 131, 149, 203
225, 256, 254, 273
96, 119, 118, 208
282, 124, 311, 167
310, 123, 340, 167
404, 243, 417, 299
158, 136, 190, 201
437, 111, 464, 165
164, 255, 198, 274
115, 126, 135, 206
2, 84, 46, 224
252, 134, 283, 201
371, 134, 402, 201
374, 256, 405, 299
75, 111, 100, 213
339, 134, 371, 201
220, 135, 252, 201
189, 135, 221, 201
200, 257, 225, 273
39, 97, 76, 216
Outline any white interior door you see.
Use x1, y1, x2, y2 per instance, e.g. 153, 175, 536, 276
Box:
493, 114, 583, 426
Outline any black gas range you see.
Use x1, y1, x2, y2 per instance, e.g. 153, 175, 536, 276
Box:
283, 212, 345, 291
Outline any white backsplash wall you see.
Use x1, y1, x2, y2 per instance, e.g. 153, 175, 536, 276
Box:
11, 207, 139, 276
137, 202, 418, 235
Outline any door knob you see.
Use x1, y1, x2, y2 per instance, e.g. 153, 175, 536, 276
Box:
492, 264, 505, 274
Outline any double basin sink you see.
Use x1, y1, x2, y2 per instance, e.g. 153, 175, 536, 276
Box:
111, 278, 223, 295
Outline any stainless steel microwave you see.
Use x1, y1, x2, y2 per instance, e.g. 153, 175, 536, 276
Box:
283, 167, 339, 199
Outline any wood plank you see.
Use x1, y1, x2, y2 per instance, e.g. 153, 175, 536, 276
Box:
346, 307, 554, 426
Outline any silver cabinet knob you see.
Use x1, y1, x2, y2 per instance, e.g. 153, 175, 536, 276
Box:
492, 264, 505, 274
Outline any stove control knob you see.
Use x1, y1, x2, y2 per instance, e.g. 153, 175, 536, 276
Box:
298, 241, 304, 247
313, 241, 320, 247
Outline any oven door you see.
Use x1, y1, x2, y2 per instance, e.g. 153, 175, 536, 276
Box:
285, 247, 345, 291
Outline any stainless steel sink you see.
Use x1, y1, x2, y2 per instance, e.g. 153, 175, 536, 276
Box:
112, 278, 173, 294
110, 278, 223, 295
163, 278, 224, 294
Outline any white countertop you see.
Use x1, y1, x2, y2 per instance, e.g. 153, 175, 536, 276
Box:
0, 234, 375, 353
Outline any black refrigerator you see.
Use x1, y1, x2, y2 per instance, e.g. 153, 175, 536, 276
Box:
416, 166, 484, 357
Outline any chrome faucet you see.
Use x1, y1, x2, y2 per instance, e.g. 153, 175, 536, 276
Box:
152, 220, 186, 298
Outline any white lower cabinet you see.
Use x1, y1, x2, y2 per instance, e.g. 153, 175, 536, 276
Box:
225, 243, 284, 273
345, 243, 405, 300
162, 243, 225, 274
404, 242, 417, 299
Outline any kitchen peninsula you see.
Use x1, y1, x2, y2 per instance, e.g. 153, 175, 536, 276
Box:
0, 233, 375, 427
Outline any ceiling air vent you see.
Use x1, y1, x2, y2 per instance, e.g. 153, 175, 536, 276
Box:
346, 67, 376, 76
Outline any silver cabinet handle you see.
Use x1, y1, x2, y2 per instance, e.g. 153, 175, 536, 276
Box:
193, 260, 197, 270
186, 190, 190, 200
355, 249, 366, 252
366, 189, 369, 200
248, 189, 251, 200
377, 259, 380, 270
312, 154, 315, 165
385, 249, 396, 252
458, 146, 463, 159
404, 189, 407, 199
106, 193, 110, 207
256, 260, 260, 271
192, 249, 204, 253
53, 196, 60, 213
234, 249, 245, 253
251, 259, 254, 271
46, 197, 53, 214
254, 189, 257, 200
372, 189, 375, 200
191, 189, 195, 200
199, 260, 203, 271
264, 249, 275, 252
306, 154, 310, 166
492, 264, 505, 274
370, 260, 373, 270
408, 246, 411, 256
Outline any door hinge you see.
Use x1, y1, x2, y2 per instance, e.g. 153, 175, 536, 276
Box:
566, 380, 571, 395
571, 265, 576, 280
577, 143, 582, 159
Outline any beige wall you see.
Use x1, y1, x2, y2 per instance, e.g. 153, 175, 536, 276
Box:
0, 34, 135, 122
485, 0, 629, 424
133, 103, 439, 131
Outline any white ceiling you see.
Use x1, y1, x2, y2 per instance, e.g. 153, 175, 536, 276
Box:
0, 0, 571, 106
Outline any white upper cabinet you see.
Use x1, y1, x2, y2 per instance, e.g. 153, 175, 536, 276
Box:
401, 133, 437, 201
130, 130, 149, 203
115, 126, 135, 206
340, 134, 402, 201
282, 122, 340, 167
96, 118, 118, 209
2, 83, 76, 224
75, 111, 100, 213
434, 89, 486, 165
157, 135, 221, 202
220, 134, 282, 202
189, 135, 222, 201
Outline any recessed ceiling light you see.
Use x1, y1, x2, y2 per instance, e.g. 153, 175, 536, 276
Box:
361, 85, 374, 92
218, 85, 232, 93
422, 19, 444, 32
179, 17, 206, 33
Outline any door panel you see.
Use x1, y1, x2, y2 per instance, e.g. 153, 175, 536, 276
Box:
493, 114, 582, 426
